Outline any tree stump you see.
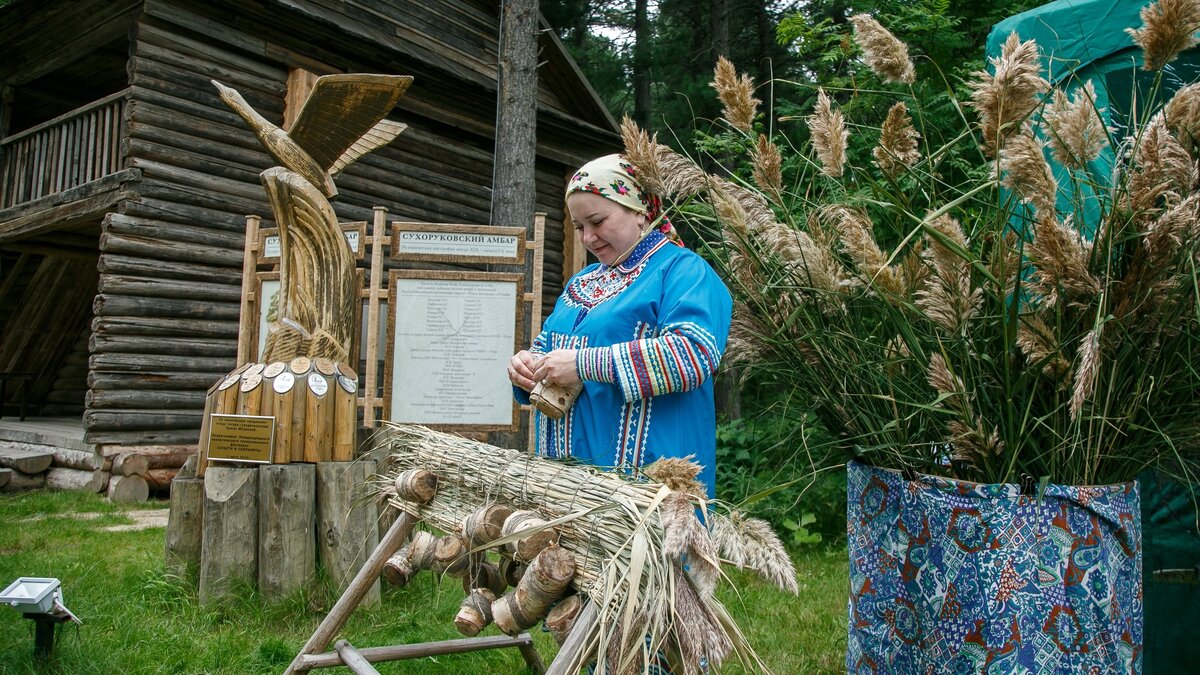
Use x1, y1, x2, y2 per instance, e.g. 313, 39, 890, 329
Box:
199, 466, 259, 605
166, 477, 205, 581
316, 461, 380, 605
258, 464, 317, 602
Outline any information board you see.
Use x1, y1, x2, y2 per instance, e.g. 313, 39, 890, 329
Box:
385, 270, 522, 429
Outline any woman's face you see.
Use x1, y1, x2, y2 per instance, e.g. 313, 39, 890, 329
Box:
567, 190, 647, 267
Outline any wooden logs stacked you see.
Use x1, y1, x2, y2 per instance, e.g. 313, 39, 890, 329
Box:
0, 443, 188, 500
198, 358, 358, 472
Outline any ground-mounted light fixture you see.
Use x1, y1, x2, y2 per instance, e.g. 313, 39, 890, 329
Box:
1, 577, 81, 660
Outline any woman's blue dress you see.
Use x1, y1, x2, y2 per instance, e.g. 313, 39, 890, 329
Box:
516, 229, 732, 498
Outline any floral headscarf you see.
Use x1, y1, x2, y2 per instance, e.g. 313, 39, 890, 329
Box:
566, 154, 681, 244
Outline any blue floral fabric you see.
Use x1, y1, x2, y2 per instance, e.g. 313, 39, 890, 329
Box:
846, 461, 1142, 674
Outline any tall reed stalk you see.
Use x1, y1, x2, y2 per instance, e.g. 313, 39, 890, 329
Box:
629, 3, 1200, 486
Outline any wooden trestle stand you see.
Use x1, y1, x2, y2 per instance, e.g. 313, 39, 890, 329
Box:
284, 470, 545, 674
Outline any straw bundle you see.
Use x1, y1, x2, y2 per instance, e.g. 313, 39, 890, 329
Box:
371, 423, 776, 674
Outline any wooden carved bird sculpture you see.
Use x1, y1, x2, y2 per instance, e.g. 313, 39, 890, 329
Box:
213, 74, 412, 364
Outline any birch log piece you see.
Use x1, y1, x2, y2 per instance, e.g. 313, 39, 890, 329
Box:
500, 555, 527, 588
461, 560, 507, 597
431, 534, 471, 577
394, 469, 438, 503
166, 476, 204, 580
45, 467, 106, 492
112, 453, 150, 477
454, 588, 497, 637
545, 594, 582, 646
107, 474, 150, 502
50, 448, 107, 471
492, 544, 576, 635
463, 503, 513, 547
380, 530, 437, 587
1, 470, 45, 492
501, 510, 559, 563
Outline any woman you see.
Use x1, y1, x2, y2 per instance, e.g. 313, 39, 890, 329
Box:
508, 154, 731, 498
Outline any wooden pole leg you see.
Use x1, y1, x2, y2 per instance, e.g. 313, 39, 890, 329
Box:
516, 636, 546, 674
284, 511, 418, 675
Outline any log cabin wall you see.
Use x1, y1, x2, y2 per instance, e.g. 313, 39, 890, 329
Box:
34, 0, 619, 447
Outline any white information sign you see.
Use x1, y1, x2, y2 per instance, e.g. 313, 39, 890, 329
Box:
264, 230, 359, 258
395, 231, 519, 259
389, 277, 517, 426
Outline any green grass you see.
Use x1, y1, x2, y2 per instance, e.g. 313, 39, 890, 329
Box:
0, 491, 847, 674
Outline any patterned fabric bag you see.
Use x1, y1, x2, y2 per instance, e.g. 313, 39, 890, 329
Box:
846, 461, 1142, 673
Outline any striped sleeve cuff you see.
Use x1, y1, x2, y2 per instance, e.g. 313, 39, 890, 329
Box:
576, 346, 617, 383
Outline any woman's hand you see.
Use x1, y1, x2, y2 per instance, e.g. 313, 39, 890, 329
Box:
508, 350, 539, 392
532, 349, 581, 386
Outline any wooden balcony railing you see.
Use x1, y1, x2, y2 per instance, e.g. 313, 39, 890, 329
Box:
0, 88, 129, 210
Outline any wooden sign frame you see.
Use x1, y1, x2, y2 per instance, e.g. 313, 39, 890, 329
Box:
382, 269, 524, 432
390, 222, 526, 264
257, 221, 368, 265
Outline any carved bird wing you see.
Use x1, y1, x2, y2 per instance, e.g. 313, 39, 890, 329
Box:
288, 74, 414, 172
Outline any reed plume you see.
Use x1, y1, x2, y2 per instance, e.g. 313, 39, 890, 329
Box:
927, 354, 1003, 465
968, 32, 1048, 155
1027, 215, 1100, 307
808, 88, 848, 177
1128, 113, 1197, 218
1070, 326, 1102, 420
752, 134, 784, 204
999, 131, 1058, 219
873, 102, 921, 177
832, 207, 904, 297
1016, 315, 1071, 385
1165, 82, 1200, 155
916, 215, 980, 333
1041, 81, 1108, 169
1126, 0, 1200, 71
711, 56, 760, 134
849, 13, 916, 85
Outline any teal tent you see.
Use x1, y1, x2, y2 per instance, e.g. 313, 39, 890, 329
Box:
987, 3, 1200, 673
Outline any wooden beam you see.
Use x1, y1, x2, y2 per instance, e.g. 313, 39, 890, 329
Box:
294, 634, 541, 672
0, 168, 140, 243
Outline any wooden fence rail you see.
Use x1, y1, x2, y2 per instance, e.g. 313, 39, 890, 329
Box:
0, 88, 129, 209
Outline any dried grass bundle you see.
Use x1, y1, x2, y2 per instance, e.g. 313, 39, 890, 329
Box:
927, 354, 1003, 465
709, 511, 798, 594
968, 32, 1048, 155
916, 215, 981, 334
999, 131, 1058, 219
711, 56, 760, 133
643, 457, 706, 499
873, 102, 921, 177
1126, 0, 1200, 71
849, 13, 916, 85
1041, 81, 1108, 169
371, 424, 773, 674
808, 89, 848, 177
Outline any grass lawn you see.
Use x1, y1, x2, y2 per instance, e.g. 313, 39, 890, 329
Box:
0, 490, 847, 674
